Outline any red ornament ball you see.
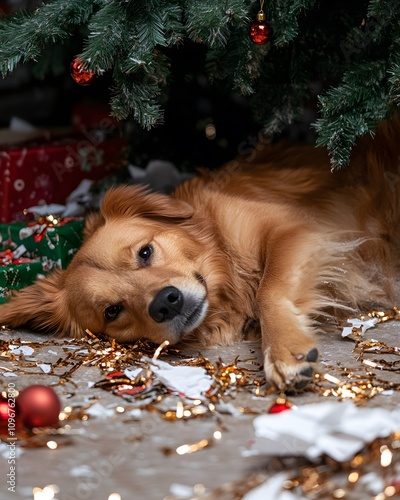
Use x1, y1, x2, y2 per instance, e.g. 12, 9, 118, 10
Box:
0, 393, 9, 432
0, 393, 8, 420
16, 385, 61, 430
70, 58, 96, 86
0, 392, 22, 435
268, 396, 293, 413
249, 19, 273, 45
268, 401, 292, 414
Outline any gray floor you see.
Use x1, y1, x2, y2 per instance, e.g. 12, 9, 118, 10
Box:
1, 311, 400, 500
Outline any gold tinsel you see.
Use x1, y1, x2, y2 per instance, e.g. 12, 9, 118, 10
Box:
1, 307, 400, 499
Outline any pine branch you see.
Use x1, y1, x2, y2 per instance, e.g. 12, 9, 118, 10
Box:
314, 60, 390, 169
110, 72, 164, 127
80, 2, 129, 73
0, 0, 399, 168
271, 0, 318, 46
0, 0, 96, 74
184, 0, 249, 48
206, 25, 268, 95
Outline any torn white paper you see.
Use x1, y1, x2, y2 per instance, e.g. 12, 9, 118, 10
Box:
169, 483, 194, 498
38, 363, 52, 373
85, 403, 115, 419
251, 401, 400, 462
9, 345, 35, 356
124, 367, 143, 380
145, 357, 212, 399
242, 472, 301, 500
341, 317, 379, 338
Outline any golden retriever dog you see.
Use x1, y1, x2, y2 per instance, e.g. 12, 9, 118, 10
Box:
1, 118, 399, 390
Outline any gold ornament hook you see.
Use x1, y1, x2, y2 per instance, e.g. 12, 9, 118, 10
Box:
257, 0, 266, 21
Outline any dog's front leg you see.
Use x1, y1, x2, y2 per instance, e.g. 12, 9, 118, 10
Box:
256, 232, 323, 390
258, 287, 319, 390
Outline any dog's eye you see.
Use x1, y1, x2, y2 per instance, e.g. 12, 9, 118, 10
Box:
104, 304, 123, 321
138, 245, 153, 264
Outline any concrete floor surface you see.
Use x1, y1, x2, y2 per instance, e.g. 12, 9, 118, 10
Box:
1, 311, 400, 500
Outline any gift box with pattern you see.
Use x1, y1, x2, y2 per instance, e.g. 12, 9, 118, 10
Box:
0, 132, 127, 222
0, 218, 85, 271
0, 218, 85, 303
0, 258, 48, 304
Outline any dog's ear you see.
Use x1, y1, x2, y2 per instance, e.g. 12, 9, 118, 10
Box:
0, 270, 83, 338
84, 211, 105, 239
101, 185, 194, 221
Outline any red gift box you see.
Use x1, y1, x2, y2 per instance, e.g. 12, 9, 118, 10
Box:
0, 131, 128, 222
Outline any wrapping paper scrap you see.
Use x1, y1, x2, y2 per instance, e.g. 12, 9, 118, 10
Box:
252, 401, 400, 462
24, 204, 66, 217
341, 317, 379, 338
146, 357, 213, 399
26, 159, 192, 218
124, 367, 142, 380
242, 473, 300, 500
0, 442, 24, 460
128, 160, 193, 193
169, 483, 195, 498
38, 363, 52, 373
27, 180, 94, 218
9, 345, 35, 356
85, 403, 116, 419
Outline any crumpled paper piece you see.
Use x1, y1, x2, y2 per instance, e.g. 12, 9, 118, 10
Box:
9, 345, 35, 356
251, 401, 400, 462
27, 179, 94, 218
144, 357, 213, 399
27, 160, 193, 218
341, 317, 379, 338
85, 403, 116, 419
38, 363, 52, 373
128, 160, 193, 193
242, 473, 300, 500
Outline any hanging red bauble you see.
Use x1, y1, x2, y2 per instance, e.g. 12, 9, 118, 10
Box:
249, 2, 272, 45
16, 385, 61, 430
268, 394, 293, 414
70, 57, 96, 86
249, 13, 272, 45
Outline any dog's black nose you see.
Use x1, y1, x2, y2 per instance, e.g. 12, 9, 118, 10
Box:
148, 286, 184, 322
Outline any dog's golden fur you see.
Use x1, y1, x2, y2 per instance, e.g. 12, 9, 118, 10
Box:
1, 117, 399, 389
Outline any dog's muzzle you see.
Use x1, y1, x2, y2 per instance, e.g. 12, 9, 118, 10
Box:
148, 285, 208, 335
148, 286, 184, 323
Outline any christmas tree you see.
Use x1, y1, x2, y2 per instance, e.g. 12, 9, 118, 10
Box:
0, 0, 399, 169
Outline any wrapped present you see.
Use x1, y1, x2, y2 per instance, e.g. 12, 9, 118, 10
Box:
0, 249, 48, 304
0, 129, 128, 222
0, 218, 85, 271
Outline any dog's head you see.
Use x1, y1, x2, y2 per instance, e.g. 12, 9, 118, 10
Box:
0, 185, 211, 345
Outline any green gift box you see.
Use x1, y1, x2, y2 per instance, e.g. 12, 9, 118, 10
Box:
0, 219, 84, 271
0, 218, 85, 303
0, 260, 48, 304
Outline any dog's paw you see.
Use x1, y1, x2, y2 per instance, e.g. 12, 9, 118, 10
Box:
263, 345, 319, 391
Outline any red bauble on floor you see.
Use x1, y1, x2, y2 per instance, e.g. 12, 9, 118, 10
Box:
16, 385, 61, 430
268, 394, 293, 414
0, 393, 9, 433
